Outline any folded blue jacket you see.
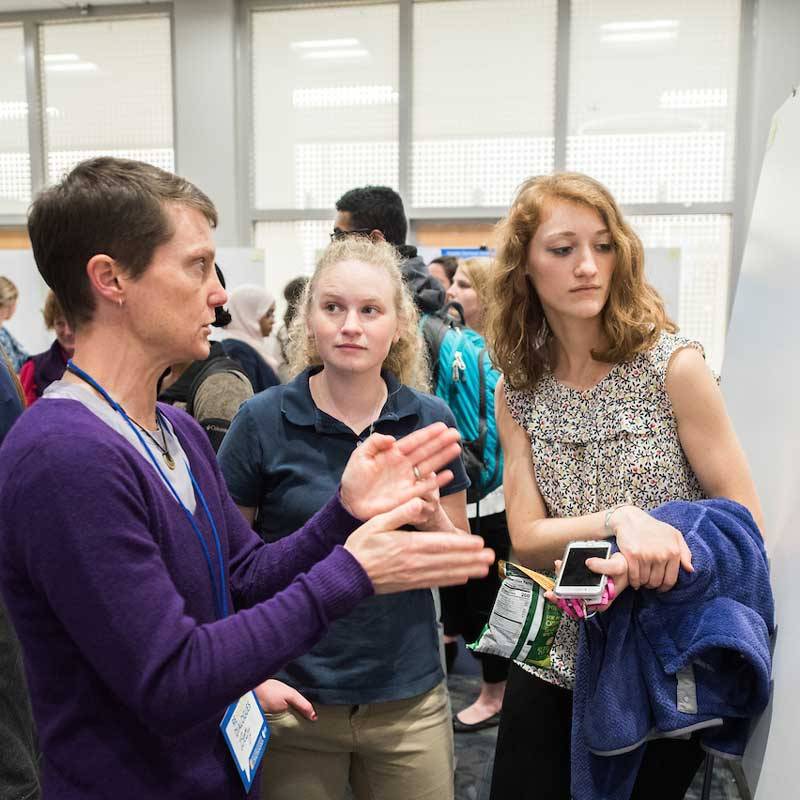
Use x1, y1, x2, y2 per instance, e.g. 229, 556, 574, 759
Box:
571, 498, 774, 800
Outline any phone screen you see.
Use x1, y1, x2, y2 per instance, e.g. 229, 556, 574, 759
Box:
560, 546, 608, 587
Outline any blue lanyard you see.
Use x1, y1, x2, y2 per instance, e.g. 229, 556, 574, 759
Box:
66, 360, 229, 620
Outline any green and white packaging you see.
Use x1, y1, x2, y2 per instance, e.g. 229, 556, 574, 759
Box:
468, 561, 562, 669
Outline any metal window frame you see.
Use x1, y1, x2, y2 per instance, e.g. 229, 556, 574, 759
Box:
0, 2, 174, 229
242, 0, 750, 289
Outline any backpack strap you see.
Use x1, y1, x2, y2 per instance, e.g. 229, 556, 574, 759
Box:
420, 303, 467, 387
421, 314, 451, 387
476, 348, 488, 448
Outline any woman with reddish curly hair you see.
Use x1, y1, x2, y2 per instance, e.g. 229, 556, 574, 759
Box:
485, 173, 761, 798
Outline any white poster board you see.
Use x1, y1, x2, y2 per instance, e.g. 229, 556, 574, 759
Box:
722, 91, 800, 797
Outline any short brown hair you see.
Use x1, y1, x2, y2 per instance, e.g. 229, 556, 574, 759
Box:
429, 255, 458, 283
42, 290, 65, 330
28, 157, 217, 329
486, 173, 676, 391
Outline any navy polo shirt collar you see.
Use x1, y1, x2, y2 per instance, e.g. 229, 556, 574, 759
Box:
280, 367, 421, 433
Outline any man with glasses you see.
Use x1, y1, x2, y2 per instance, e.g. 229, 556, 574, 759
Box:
333, 186, 445, 314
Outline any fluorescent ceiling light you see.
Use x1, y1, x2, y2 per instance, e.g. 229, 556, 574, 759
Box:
45, 62, 98, 72
601, 20, 679, 32
301, 49, 368, 61
660, 88, 728, 109
293, 84, 398, 109
602, 31, 677, 43
290, 38, 359, 50
43, 53, 79, 63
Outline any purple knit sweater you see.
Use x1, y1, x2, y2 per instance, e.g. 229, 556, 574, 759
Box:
0, 399, 373, 799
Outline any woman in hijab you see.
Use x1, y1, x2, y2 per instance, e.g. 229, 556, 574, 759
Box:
217, 285, 280, 393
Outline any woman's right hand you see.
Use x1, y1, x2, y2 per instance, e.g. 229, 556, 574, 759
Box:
609, 506, 693, 591
344, 498, 494, 595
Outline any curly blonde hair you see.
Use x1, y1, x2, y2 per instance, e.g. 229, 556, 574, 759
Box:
486, 173, 676, 391
287, 237, 429, 390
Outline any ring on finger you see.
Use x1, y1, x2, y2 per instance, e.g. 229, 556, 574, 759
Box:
412, 465, 422, 481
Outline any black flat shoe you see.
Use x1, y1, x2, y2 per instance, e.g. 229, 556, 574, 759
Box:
452, 711, 501, 733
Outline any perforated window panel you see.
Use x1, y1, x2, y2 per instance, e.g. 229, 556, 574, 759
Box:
41, 16, 174, 185
0, 25, 32, 213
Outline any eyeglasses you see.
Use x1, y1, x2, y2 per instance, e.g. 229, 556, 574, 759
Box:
330, 227, 373, 242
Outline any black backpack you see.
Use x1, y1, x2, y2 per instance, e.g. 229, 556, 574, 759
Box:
159, 343, 249, 451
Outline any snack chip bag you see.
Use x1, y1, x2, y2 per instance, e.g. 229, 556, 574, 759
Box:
468, 561, 562, 668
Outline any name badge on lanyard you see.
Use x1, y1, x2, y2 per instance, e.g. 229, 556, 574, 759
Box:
220, 691, 270, 791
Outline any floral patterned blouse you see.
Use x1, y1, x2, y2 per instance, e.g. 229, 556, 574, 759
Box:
505, 332, 707, 689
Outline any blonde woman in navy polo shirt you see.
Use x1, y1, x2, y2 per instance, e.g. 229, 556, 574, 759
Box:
219, 237, 469, 800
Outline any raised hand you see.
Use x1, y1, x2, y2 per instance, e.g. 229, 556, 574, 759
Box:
340, 422, 461, 521
343, 498, 494, 594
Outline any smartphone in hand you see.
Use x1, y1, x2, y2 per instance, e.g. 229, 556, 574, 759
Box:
554, 540, 612, 604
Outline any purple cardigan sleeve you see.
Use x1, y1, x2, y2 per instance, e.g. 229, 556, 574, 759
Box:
4, 434, 373, 735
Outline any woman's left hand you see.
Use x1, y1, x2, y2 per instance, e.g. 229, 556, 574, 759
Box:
545, 552, 630, 616
413, 480, 460, 533
340, 422, 462, 521
253, 679, 317, 721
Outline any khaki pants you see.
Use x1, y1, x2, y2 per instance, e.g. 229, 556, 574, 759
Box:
259, 681, 454, 800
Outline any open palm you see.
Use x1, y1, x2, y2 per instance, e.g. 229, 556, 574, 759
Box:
340, 422, 461, 520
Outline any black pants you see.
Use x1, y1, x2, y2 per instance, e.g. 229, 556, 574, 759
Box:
490, 663, 706, 800
441, 511, 510, 684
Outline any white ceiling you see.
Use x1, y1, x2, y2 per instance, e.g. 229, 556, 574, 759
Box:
0, 1, 153, 12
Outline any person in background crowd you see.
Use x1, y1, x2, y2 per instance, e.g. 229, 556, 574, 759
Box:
445, 257, 491, 333
159, 266, 253, 451
219, 237, 470, 800
334, 185, 445, 314
486, 172, 762, 799
0, 350, 24, 440
18, 291, 74, 406
0, 277, 28, 372
269, 276, 308, 383
0, 352, 41, 800
0, 157, 493, 800
216, 284, 280, 393
440, 257, 511, 732
428, 256, 458, 292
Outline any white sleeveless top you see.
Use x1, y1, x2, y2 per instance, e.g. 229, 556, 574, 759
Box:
505, 332, 708, 689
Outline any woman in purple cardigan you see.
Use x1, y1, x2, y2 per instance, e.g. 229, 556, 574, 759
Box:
0, 157, 494, 800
